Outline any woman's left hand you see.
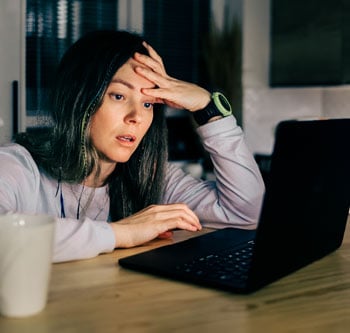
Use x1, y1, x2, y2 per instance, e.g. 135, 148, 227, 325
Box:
133, 42, 211, 112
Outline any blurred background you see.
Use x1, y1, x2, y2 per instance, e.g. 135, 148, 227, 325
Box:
1, 0, 349, 178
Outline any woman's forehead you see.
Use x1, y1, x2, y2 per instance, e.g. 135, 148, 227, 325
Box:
111, 58, 155, 89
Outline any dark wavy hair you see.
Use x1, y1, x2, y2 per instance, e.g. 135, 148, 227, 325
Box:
15, 30, 168, 221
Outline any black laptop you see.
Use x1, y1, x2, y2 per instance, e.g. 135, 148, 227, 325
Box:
119, 119, 350, 294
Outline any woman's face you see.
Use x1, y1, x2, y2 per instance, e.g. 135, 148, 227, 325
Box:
90, 58, 156, 167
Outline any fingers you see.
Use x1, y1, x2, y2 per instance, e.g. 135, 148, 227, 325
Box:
135, 65, 172, 89
157, 231, 173, 239
147, 203, 201, 231
133, 44, 210, 111
134, 63, 211, 111
142, 41, 164, 67
111, 203, 202, 248
125, 203, 202, 232
134, 50, 166, 76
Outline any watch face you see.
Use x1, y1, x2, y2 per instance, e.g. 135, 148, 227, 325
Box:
213, 92, 232, 116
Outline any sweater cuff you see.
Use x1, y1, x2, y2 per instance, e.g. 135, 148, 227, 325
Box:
94, 221, 116, 254
196, 115, 241, 139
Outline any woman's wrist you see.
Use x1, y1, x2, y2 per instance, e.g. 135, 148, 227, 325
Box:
196, 91, 211, 111
193, 92, 233, 126
110, 222, 131, 248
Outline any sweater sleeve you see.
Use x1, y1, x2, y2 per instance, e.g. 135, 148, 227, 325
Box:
52, 217, 116, 263
0, 144, 116, 263
0, 144, 41, 214
163, 116, 265, 229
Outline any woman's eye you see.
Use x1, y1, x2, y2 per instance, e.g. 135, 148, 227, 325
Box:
110, 94, 123, 101
144, 102, 154, 109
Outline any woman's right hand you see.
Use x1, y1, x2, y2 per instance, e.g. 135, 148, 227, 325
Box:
109, 203, 202, 248
134, 43, 211, 112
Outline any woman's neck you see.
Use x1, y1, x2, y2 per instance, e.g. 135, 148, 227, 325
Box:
84, 162, 116, 188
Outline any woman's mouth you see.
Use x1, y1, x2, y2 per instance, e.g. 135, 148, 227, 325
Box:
116, 135, 136, 144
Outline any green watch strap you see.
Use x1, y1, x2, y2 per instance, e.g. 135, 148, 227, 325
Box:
193, 92, 232, 125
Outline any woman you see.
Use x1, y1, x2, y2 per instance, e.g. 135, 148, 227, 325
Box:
0, 30, 265, 262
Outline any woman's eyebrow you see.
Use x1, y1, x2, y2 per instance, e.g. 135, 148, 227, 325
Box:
110, 78, 156, 90
110, 78, 134, 89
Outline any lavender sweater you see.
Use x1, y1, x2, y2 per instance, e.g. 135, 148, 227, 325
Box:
0, 116, 265, 262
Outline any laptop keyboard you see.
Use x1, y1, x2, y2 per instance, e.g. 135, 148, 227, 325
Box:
175, 240, 255, 283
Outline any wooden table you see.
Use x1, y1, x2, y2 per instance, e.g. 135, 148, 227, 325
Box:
1, 216, 350, 333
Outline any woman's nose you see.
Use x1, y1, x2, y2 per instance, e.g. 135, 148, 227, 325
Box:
125, 104, 142, 124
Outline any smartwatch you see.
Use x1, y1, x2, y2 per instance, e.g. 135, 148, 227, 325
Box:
193, 92, 232, 126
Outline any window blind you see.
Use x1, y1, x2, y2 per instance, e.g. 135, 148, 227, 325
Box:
26, 0, 119, 116
144, 0, 210, 84
25, 0, 210, 118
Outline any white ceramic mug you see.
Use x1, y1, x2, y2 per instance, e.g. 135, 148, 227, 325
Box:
0, 213, 55, 317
